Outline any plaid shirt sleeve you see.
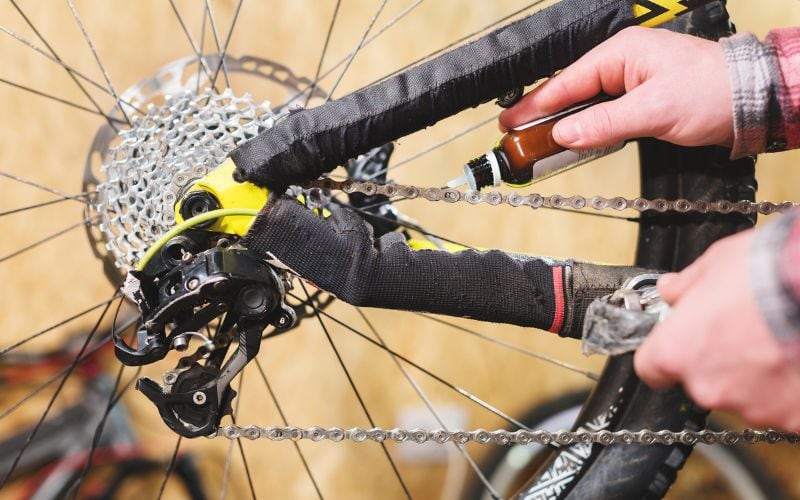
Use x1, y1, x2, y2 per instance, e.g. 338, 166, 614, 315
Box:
751, 210, 800, 364
723, 28, 800, 360
720, 27, 800, 158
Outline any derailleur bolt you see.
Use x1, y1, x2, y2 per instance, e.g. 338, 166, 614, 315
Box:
172, 335, 189, 352
192, 391, 207, 405
186, 277, 200, 291
238, 285, 270, 314
213, 279, 229, 293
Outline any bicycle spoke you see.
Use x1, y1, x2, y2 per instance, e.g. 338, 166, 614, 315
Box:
0, 194, 92, 218
357, 0, 549, 91
0, 294, 119, 487
0, 76, 125, 124
369, 114, 498, 179
157, 435, 183, 500
325, 0, 389, 102
0, 170, 93, 201
0, 342, 104, 421
254, 358, 324, 499
220, 376, 244, 499
0, 295, 115, 357
542, 206, 640, 222
204, 0, 231, 89
168, 0, 215, 91
228, 375, 257, 500
66, 0, 132, 125
70, 300, 140, 499
0, 216, 97, 264
304, 0, 342, 106
0, 22, 145, 115
283, 0, 424, 107
197, 5, 209, 93
290, 291, 531, 431
416, 313, 600, 381
220, 430, 235, 499
210, 0, 245, 90
9, 0, 123, 132
0, 315, 138, 422
69, 364, 126, 499
299, 282, 412, 500
336, 200, 473, 249
355, 307, 503, 499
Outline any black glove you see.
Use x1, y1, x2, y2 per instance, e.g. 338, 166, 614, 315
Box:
242, 196, 645, 338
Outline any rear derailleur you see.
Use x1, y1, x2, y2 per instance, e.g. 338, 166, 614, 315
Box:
114, 144, 398, 438
115, 231, 296, 437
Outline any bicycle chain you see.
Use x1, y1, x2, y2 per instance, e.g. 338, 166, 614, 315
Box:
306, 178, 798, 215
216, 178, 799, 445
213, 425, 800, 446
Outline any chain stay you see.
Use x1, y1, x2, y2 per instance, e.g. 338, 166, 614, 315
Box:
307, 179, 798, 215
221, 179, 797, 445
214, 425, 799, 446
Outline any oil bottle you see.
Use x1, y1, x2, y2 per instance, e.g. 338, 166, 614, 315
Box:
448, 95, 624, 191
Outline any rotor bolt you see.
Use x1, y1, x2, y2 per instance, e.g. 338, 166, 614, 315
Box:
186, 278, 200, 290
193, 391, 207, 405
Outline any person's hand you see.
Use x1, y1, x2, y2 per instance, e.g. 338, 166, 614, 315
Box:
633, 230, 800, 431
499, 26, 734, 149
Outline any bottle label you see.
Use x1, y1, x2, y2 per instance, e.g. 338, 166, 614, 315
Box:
530, 143, 624, 183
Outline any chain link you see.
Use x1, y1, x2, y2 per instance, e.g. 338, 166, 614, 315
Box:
213, 425, 800, 446
226, 178, 796, 446
306, 178, 798, 216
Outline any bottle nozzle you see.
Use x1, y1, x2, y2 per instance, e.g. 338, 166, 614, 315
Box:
446, 174, 471, 189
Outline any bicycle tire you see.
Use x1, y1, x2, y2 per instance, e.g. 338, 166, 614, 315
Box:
512, 3, 759, 498
465, 391, 784, 500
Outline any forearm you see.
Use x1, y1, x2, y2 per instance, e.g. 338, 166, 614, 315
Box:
721, 27, 800, 158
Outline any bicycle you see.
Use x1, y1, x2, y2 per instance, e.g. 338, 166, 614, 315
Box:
0, 322, 209, 499
1, 0, 799, 498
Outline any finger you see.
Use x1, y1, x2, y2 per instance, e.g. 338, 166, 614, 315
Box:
549, 85, 669, 148
657, 257, 708, 304
633, 325, 681, 390
498, 33, 631, 130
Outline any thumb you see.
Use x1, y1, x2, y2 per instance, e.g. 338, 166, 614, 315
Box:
633, 323, 682, 390
657, 258, 707, 304
552, 85, 665, 149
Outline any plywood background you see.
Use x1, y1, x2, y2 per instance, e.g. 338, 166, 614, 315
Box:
0, 1, 798, 498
